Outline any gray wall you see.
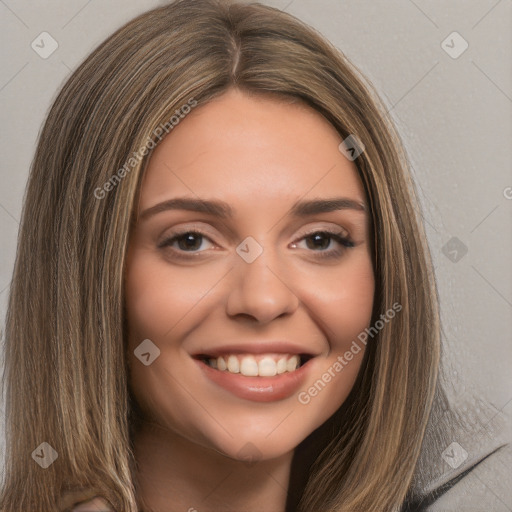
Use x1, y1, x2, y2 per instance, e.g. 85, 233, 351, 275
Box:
1, 0, 510, 489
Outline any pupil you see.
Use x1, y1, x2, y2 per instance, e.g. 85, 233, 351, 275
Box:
307, 233, 329, 250
179, 233, 201, 251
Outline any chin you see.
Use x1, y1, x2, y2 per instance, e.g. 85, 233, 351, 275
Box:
191, 412, 318, 465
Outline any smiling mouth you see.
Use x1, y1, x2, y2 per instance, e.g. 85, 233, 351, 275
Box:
192, 353, 314, 377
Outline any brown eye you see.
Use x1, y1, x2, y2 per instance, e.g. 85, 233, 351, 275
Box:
305, 232, 333, 250
293, 230, 355, 259
158, 230, 214, 255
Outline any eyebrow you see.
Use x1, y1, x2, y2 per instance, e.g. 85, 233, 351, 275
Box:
139, 196, 367, 221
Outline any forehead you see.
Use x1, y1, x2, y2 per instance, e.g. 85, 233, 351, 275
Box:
139, 89, 366, 210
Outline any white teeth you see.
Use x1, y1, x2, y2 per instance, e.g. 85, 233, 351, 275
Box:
206, 353, 304, 376
276, 357, 287, 374
240, 356, 259, 376
217, 356, 227, 371
227, 355, 240, 373
258, 357, 277, 377
287, 355, 300, 372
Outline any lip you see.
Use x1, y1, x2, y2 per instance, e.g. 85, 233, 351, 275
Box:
194, 357, 315, 402
190, 340, 319, 358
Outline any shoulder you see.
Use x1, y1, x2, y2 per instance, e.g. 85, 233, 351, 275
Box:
409, 441, 511, 511
404, 387, 511, 511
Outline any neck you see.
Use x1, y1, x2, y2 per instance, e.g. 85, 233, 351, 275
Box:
132, 420, 292, 512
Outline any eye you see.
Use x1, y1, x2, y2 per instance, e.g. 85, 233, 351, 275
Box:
158, 228, 355, 261
158, 230, 214, 256
291, 230, 355, 259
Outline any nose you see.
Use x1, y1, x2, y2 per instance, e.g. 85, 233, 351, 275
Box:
225, 242, 300, 324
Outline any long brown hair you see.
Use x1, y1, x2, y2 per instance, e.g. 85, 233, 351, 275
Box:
0, 1, 440, 510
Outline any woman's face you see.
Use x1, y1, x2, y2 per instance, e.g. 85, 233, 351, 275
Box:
125, 88, 374, 461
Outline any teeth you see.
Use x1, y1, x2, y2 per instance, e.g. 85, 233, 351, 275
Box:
287, 355, 300, 372
206, 353, 302, 376
276, 357, 287, 374
227, 355, 240, 373
240, 356, 259, 376
258, 356, 277, 377
217, 356, 227, 371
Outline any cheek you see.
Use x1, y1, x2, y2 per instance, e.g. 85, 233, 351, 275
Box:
303, 256, 375, 350
124, 250, 212, 341
334, 268, 374, 345
124, 250, 209, 427
293, 258, 374, 425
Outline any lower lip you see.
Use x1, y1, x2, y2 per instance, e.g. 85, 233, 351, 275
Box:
194, 358, 313, 402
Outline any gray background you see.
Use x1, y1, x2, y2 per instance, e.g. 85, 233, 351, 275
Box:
0, 0, 511, 489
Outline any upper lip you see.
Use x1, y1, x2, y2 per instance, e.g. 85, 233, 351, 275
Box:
190, 341, 320, 358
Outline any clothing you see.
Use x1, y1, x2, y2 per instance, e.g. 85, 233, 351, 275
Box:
402, 383, 511, 510
403, 440, 511, 510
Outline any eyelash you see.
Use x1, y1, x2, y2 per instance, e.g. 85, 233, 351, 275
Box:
158, 228, 355, 260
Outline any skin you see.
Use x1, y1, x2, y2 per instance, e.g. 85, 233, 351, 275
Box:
124, 88, 375, 512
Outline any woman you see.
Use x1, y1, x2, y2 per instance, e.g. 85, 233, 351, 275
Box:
1, 1, 508, 511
